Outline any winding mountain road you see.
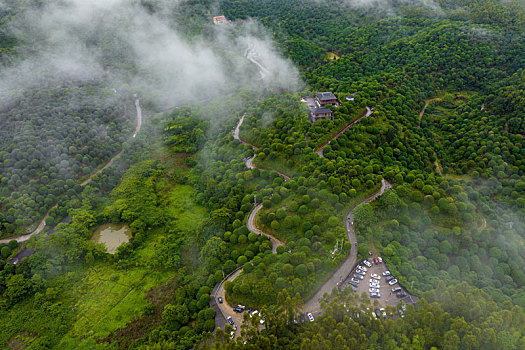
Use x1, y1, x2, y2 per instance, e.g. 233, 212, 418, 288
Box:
213, 114, 391, 335
316, 106, 373, 158
247, 203, 285, 254
302, 178, 390, 315
0, 99, 142, 244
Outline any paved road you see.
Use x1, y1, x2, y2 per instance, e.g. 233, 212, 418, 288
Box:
316, 107, 373, 158
221, 113, 391, 332
233, 115, 290, 181
245, 44, 270, 80
0, 99, 143, 244
213, 268, 244, 337
247, 203, 285, 254
302, 179, 390, 315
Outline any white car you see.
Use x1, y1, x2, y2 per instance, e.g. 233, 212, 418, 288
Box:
363, 260, 372, 267
307, 312, 315, 322
370, 282, 380, 288
371, 273, 381, 280
369, 288, 379, 293
388, 279, 398, 286
382, 271, 391, 276
357, 266, 367, 272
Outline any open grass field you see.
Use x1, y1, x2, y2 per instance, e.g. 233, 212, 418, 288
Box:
63, 266, 174, 342
0, 182, 206, 348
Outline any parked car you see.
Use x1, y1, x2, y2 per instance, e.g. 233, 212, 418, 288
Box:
218, 296, 223, 303
233, 307, 243, 313
369, 288, 379, 293
386, 275, 395, 282
388, 279, 398, 286
396, 291, 407, 298
371, 292, 381, 298
373, 257, 381, 264
382, 270, 391, 276
351, 278, 360, 283
349, 281, 359, 287
356, 269, 366, 276
354, 274, 364, 280
399, 309, 405, 318
371, 273, 381, 280
370, 282, 380, 288
375, 309, 381, 318
363, 260, 372, 267
227, 316, 234, 325
307, 313, 315, 322
357, 266, 367, 272
392, 287, 402, 293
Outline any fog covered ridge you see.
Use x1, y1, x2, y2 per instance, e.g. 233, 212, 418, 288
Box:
1, 0, 301, 108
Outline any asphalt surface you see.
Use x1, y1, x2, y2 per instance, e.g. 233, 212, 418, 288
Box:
247, 204, 285, 254
302, 179, 390, 315
220, 114, 397, 335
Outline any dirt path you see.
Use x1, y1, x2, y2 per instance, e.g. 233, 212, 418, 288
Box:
1, 99, 142, 244
418, 100, 430, 128
418, 98, 444, 175
316, 107, 373, 158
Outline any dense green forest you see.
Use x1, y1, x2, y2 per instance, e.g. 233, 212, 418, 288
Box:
0, 0, 524, 348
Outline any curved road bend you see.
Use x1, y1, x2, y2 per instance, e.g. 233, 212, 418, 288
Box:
247, 203, 285, 254
216, 114, 390, 333
317, 106, 373, 158
233, 115, 290, 181
302, 179, 390, 315
0, 99, 143, 244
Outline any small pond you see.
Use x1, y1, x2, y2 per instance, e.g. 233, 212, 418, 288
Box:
91, 223, 131, 254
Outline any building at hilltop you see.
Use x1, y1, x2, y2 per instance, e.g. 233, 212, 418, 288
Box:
309, 107, 333, 122
315, 92, 339, 108
213, 16, 228, 24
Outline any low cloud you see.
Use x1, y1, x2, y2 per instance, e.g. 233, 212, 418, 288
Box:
1, 0, 301, 109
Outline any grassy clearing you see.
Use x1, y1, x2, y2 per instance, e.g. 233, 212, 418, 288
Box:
0, 181, 206, 348
164, 184, 207, 232
63, 265, 174, 341
60, 184, 204, 343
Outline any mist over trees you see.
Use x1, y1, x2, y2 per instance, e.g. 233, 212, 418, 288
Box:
0, 0, 525, 348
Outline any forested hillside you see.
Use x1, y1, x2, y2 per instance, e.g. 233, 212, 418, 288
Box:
0, 0, 524, 349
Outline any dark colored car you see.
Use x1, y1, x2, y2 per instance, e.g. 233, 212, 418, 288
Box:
397, 291, 407, 298
386, 275, 395, 282
233, 307, 243, 313
375, 308, 381, 318
218, 296, 223, 303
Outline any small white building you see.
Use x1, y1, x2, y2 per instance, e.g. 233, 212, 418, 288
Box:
213, 16, 228, 24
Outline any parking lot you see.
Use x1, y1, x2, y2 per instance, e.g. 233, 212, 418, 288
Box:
347, 258, 408, 308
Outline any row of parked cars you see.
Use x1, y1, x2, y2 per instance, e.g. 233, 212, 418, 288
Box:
374, 303, 407, 320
